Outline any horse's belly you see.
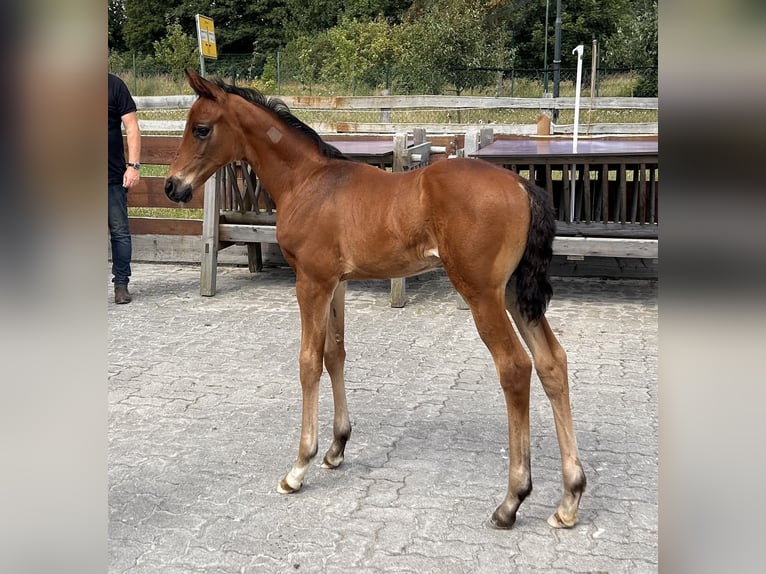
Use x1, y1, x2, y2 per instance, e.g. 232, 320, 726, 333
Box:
340, 248, 441, 280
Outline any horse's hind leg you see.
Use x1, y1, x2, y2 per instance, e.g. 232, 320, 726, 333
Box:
461, 287, 534, 529
321, 281, 351, 469
506, 289, 586, 528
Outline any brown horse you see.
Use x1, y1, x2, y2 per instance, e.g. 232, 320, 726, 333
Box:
165, 69, 585, 529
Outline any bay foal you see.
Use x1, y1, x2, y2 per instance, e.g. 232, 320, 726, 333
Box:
164, 69, 585, 529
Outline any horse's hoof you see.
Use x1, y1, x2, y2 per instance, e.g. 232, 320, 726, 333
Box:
277, 476, 302, 494
489, 507, 517, 530
547, 511, 577, 529
320, 454, 343, 469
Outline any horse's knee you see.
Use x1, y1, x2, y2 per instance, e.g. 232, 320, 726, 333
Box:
299, 349, 323, 379
496, 354, 533, 396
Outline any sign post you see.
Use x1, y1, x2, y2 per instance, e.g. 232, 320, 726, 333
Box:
195, 14, 217, 77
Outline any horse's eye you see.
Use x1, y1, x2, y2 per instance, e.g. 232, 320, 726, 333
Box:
193, 125, 211, 138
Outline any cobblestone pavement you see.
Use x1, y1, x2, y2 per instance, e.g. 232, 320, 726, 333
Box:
109, 262, 658, 573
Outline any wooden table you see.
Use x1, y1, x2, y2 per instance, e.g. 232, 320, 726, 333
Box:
332, 140, 395, 166
470, 138, 659, 236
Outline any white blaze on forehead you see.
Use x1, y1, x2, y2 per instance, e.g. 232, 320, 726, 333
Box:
267, 126, 283, 143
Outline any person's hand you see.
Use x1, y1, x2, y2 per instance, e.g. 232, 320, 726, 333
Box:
123, 166, 140, 189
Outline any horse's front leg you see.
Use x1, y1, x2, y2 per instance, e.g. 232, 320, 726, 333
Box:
321, 281, 351, 469
278, 277, 335, 494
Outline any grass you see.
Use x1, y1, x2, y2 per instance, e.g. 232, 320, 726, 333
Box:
129, 207, 203, 219
139, 107, 657, 128
131, 71, 656, 128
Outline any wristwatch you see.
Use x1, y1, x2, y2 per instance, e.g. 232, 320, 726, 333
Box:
127, 162, 141, 170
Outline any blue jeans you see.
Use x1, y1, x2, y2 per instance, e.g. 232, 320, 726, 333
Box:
108, 183, 132, 285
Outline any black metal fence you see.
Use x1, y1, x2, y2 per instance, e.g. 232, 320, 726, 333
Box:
109, 52, 657, 98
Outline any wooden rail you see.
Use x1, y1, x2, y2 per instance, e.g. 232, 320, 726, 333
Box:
135, 94, 657, 136
136, 94, 658, 111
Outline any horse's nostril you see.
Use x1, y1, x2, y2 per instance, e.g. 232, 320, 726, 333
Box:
164, 179, 175, 196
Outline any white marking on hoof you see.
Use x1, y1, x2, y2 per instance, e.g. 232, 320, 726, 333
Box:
320, 455, 343, 469
277, 466, 307, 494
547, 511, 577, 529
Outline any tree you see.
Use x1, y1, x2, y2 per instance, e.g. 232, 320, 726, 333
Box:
398, 0, 512, 94
602, 1, 657, 95
492, 0, 630, 70
123, 0, 180, 55
153, 20, 199, 78
108, 0, 127, 52
603, 1, 657, 68
323, 16, 403, 91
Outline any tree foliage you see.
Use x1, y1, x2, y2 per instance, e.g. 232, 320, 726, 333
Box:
152, 20, 199, 79
123, 0, 177, 55
110, 0, 657, 93
397, 0, 513, 94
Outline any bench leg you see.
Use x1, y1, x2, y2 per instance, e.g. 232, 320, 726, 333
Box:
200, 174, 219, 297
390, 278, 406, 308
247, 243, 263, 272
200, 240, 218, 296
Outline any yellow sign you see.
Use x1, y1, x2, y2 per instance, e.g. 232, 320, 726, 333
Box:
196, 14, 217, 59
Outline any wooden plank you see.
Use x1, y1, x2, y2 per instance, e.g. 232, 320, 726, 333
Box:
141, 120, 658, 137
561, 164, 570, 222
123, 135, 182, 164
126, 235, 658, 270
127, 235, 287, 265
553, 237, 658, 259
583, 163, 591, 223
639, 163, 647, 224
618, 164, 627, 223
548, 255, 657, 279
220, 211, 277, 225
137, 94, 658, 111
600, 164, 609, 224
135, 95, 196, 110
128, 217, 202, 235
128, 178, 205, 209
555, 222, 658, 238
218, 224, 279, 244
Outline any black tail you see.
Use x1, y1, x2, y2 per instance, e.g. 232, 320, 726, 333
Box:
514, 180, 556, 323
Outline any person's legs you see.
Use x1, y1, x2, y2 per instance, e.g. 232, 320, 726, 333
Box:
108, 184, 132, 301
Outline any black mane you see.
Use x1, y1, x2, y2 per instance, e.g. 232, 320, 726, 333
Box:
214, 80, 349, 161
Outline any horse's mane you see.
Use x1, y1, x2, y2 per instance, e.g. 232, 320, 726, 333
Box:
215, 80, 349, 161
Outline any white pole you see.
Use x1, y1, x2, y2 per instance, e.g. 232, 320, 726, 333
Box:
570, 44, 584, 222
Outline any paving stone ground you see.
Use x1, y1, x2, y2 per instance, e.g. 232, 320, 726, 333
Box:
108, 262, 658, 573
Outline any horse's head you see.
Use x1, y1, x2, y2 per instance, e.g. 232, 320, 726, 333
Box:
164, 69, 241, 203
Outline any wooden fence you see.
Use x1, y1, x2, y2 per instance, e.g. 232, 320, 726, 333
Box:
121, 94, 658, 289
136, 94, 657, 136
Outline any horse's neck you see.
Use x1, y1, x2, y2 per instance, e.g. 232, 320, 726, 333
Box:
236, 103, 324, 205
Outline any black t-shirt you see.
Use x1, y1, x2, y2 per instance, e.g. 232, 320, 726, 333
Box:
108, 74, 137, 184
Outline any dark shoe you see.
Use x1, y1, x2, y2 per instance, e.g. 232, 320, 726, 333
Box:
114, 284, 131, 304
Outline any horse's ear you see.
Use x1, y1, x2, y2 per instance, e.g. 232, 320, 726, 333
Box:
185, 68, 223, 101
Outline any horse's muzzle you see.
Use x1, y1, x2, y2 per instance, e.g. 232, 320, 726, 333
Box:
164, 177, 193, 204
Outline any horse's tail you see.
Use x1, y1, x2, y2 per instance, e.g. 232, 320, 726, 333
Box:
514, 179, 556, 323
